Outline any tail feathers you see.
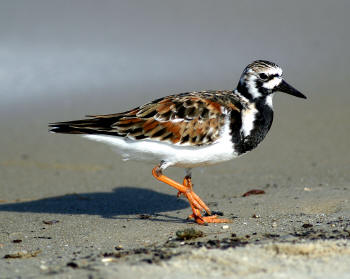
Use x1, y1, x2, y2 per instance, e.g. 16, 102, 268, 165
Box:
49, 116, 121, 135
49, 125, 88, 134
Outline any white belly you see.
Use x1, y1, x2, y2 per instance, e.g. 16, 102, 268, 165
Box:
83, 118, 237, 169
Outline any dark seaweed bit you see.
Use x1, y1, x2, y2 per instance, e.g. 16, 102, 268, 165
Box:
33, 236, 52, 239
302, 223, 313, 228
176, 228, 204, 240
263, 233, 281, 238
4, 250, 41, 259
66, 262, 79, 268
242, 189, 266, 197
43, 220, 60, 225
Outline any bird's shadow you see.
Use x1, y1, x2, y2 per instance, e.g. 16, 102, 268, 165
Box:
0, 187, 189, 221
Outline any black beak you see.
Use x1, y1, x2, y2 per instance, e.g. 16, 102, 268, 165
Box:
276, 80, 307, 99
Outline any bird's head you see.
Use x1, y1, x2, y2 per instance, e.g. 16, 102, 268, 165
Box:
237, 60, 306, 103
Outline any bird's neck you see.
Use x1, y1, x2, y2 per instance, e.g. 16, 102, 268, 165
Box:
236, 81, 273, 109
230, 81, 275, 156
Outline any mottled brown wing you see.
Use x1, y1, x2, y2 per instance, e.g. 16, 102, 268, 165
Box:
114, 95, 229, 145
50, 91, 242, 146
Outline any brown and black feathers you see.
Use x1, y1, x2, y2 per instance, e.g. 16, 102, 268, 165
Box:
50, 91, 243, 146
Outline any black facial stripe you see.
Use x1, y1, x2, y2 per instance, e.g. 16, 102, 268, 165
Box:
256, 80, 263, 88
267, 74, 279, 81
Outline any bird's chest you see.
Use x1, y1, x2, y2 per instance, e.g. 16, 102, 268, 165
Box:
230, 104, 273, 155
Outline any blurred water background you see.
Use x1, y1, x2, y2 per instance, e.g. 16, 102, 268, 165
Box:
0, 0, 349, 118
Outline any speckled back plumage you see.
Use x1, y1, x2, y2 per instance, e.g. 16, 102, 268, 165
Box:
50, 91, 244, 146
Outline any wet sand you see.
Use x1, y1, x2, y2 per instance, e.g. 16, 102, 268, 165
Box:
0, 93, 349, 278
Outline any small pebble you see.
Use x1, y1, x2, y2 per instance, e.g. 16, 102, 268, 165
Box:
222, 225, 229, 229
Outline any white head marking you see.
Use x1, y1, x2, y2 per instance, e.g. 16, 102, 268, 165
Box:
245, 75, 262, 99
263, 77, 282, 90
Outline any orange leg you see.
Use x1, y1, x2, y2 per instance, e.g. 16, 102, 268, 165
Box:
152, 165, 232, 225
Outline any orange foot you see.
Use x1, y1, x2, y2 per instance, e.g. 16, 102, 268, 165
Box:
152, 165, 232, 225
187, 213, 231, 225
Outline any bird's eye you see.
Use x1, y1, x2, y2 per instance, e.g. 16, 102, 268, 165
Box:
259, 73, 268, 80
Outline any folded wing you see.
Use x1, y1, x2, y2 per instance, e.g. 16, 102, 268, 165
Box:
49, 91, 241, 146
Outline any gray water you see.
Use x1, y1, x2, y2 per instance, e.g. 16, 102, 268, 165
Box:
0, 0, 349, 115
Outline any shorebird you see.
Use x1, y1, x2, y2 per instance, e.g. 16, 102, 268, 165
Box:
50, 60, 306, 224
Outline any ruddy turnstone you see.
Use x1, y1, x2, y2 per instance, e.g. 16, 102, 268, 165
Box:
50, 60, 306, 225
